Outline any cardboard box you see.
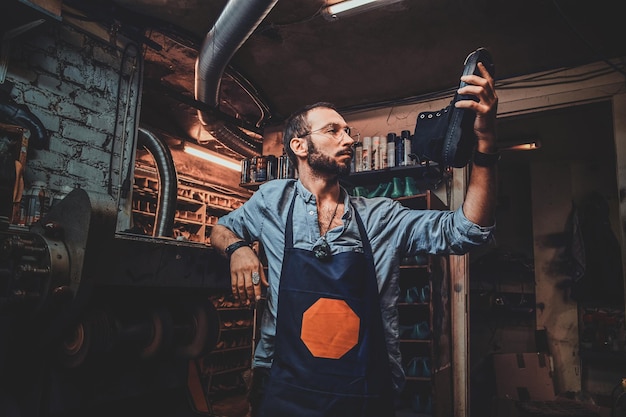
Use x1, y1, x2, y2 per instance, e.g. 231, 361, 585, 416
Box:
493, 352, 556, 401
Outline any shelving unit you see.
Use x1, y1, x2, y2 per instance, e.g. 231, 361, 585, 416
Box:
342, 163, 444, 193
186, 295, 255, 415
199, 299, 254, 398
131, 164, 247, 245
396, 191, 452, 417
343, 165, 451, 417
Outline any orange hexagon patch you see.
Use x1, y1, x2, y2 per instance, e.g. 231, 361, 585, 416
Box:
301, 298, 360, 359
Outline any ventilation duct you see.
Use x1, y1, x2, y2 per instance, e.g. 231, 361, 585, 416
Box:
0, 93, 49, 150
137, 127, 177, 238
195, 0, 278, 159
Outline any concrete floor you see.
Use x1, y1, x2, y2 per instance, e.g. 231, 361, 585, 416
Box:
210, 394, 250, 417
208, 393, 425, 417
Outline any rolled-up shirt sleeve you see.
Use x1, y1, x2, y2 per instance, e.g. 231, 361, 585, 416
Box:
404, 205, 494, 255
358, 197, 494, 257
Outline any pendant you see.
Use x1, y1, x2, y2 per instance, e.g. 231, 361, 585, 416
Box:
313, 237, 331, 261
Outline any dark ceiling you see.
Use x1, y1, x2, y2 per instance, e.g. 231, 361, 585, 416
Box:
17, 0, 626, 159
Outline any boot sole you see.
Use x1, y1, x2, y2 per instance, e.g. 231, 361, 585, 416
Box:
442, 47, 495, 168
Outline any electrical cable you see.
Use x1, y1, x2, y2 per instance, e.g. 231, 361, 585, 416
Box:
551, 0, 626, 78
108, 41, 140, 196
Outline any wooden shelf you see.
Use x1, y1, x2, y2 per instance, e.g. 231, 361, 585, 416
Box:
131, 168, 247, 245
211, 345, 252, 354
342, 163, 443, 189
209, 365, 250, 377
197, 296, 255, 398
398, 302, 430, 307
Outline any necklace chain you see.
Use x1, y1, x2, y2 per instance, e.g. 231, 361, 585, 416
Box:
319, 200, 340, 237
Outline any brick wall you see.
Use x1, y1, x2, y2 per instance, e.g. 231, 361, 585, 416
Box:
4, 21, 140, 207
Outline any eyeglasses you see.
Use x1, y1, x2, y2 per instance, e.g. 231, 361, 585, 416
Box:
303, 123, 361, 143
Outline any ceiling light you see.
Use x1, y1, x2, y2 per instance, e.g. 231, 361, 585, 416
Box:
323, 0, 404, 20
184, 144, 241, 171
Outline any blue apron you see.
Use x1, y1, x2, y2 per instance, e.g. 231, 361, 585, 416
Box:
258, 192, 394, 417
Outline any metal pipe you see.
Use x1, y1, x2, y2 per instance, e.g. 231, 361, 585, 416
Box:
194, 0, 278, 158
0, 96, 49, 149
137, 128, 177, 238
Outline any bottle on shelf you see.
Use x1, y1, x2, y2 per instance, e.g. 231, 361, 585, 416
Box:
394, 132, 404, 167
354, 142, 363, 172
241, 159, 250, 184
362, 136, 372, 172
386, 133, 395, 168
21, 180, 49, 226
278, 154, 294, 179
378, 136, 387, 169
372, 136, 380, 170
249, 157, 257, 183
401, 130, 413, 166
267, 155, 278, 180
256, 156, 267, 183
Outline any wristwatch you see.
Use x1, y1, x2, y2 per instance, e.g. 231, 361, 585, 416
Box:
473, 150, 500, 167
225, 240, 249, 258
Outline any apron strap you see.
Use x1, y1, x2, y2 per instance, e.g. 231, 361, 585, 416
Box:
284, 188, 297, 249
352, 205, 373, 259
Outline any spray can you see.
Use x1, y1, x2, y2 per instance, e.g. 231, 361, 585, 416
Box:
362, 136, 372, 171
372, 136, 380, 170
394, 133, 403, 166
379, 136, 388, 169
256, 156, 267, 182
354, 142, 363, 172
387, 133, 396, 168
266, 155, 278, 180
241, 159, 251, 183
278, 155, 294, 179
249, 157, 257, 183
402, 130, 413, 166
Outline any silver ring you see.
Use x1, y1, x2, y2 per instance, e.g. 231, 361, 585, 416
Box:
251, 271, 260, 285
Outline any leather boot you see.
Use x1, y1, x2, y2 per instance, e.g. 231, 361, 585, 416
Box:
412, 47, 495, 168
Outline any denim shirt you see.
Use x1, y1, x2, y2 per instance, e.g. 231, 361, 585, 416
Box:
217, 179, 494, 391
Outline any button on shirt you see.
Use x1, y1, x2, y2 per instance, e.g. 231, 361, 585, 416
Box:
217, 179, 494, 391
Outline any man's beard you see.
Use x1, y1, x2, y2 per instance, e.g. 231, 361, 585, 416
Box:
307, 139, 352, 177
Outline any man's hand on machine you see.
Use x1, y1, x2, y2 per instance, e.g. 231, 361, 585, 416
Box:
230, 247, 267, 303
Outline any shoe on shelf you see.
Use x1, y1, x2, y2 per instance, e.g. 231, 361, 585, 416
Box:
412, 47, 495, 168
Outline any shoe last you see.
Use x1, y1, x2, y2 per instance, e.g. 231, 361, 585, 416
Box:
367, 182, 388, 198
405, 286, 420, 304
390, 177, 404, 199
412, 321, 431, 340
352, 186, 369, 197
404, 176, 420, 196
420, 284, 430, 303
380, 182, 394, 198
